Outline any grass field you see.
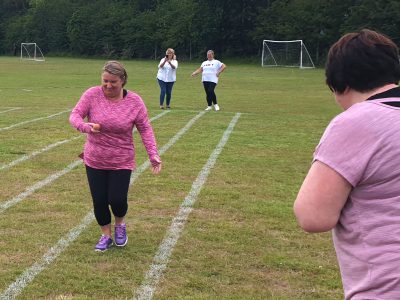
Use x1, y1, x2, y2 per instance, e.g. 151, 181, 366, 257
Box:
0, 56, 343, 299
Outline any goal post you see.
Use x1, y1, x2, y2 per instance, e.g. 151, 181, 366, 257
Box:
20, 43, 45, 61
262, 40, 314, 68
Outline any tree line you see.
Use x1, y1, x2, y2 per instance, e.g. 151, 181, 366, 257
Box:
1, 0, 400, 65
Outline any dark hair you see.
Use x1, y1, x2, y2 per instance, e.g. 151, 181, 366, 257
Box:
102, 60, 128, 87
325, 29, 400, 93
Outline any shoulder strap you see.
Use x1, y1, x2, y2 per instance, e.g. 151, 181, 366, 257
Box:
366, 87, 400, 107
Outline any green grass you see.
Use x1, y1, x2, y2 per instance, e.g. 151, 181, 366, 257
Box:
0, 56, 343, 299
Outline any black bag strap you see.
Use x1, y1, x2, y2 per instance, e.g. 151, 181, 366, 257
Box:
366, 87, 400, 107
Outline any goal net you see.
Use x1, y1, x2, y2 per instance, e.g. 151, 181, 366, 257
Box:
20, 43, 45, 61
262, 40, 314, 68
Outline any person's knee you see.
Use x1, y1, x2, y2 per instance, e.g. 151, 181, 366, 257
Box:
110, 200, 128, 217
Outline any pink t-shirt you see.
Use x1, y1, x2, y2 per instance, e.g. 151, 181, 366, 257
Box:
69, 86, 159, 170
314, 98, 400, 299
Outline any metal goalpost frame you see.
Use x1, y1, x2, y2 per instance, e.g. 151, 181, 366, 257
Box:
261, 39, 314, 68
20, 43, 45, 61
262, 41, 278, 67
299, 40, 315, 68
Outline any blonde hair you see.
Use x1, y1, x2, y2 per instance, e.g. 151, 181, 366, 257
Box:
166, 48, 176, 60
102, 60, 128, 87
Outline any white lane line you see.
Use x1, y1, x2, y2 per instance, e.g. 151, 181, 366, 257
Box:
134, 113, 241, 300
0, 108, 21, 114
130, 111, 206, 185
0, 110, 70, 132
0, 160, 82, 214
0, 110, 170, 172
0, 111, 170, 213
145, 110, 170, 124
0, 111, 204, 300
0, 137, 81, 171
0, 212, 94, 300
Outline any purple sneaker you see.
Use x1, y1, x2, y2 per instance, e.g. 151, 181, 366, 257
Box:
114, 223, 128, 247
95, 235, 113, 252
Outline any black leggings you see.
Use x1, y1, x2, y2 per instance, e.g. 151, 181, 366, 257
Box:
85, 166, 132, 226
203, 81, 217, 106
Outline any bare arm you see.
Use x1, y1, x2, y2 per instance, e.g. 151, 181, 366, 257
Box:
216, 63, 226, 77
191, 67, 203, 77
293, 161, 351, 233
158, 58, 167, 68
168, 60, 177, 69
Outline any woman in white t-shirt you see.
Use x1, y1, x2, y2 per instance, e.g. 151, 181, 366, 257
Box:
191, 50, 226, 111
157, 48, 178, 109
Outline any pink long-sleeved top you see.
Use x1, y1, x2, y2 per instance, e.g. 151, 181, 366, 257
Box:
69, 86, 159, 170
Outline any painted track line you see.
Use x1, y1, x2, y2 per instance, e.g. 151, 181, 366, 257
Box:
0, 137, 81, 172
130, 111, 206, 185
0, 108, 21, 114
134, 113, 241, 300
0, 111, 203, 300
0, 111, 170, 213
0, 110, 170, 172
0, 160, 82, 215
0, 110, 70, 132
0, 212, 94, 300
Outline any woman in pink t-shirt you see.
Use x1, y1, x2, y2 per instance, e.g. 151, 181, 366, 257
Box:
294, 29, 400, 299
70, 61, 162, 252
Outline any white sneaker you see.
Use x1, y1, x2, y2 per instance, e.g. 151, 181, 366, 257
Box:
214, 104, 220, 111
205, 106, 212, 111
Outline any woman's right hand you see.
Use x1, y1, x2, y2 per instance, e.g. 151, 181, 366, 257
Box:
87, 122, 101, 133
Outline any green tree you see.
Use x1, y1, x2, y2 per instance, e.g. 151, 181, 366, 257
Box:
253, 0, 356, 65
67, 1, 125, 57
342, 0, 400, 43
3, 14, 32, 54
153, 0, 201, 59
190, 0, 270, 57
28, 0, 77, 53
120, 9, 161, 59
0, 0, 30, 53
3, 0, 399, 60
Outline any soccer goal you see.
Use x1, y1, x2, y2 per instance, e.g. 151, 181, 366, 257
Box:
262, 40, 314, 68
20, 43, 45, 61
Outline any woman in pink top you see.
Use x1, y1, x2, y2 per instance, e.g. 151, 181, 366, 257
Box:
70, 61, 162, 252
294, 30, 400, 299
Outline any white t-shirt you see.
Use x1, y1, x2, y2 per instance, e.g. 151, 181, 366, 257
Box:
201, 59, 223, 84
157, 58, 178, 82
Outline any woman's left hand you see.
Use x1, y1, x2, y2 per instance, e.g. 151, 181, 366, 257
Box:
151, 155, 162, 174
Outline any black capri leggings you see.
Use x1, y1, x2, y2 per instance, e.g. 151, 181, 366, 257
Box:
202, 81, 217, 106
85, 165, 132, 226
